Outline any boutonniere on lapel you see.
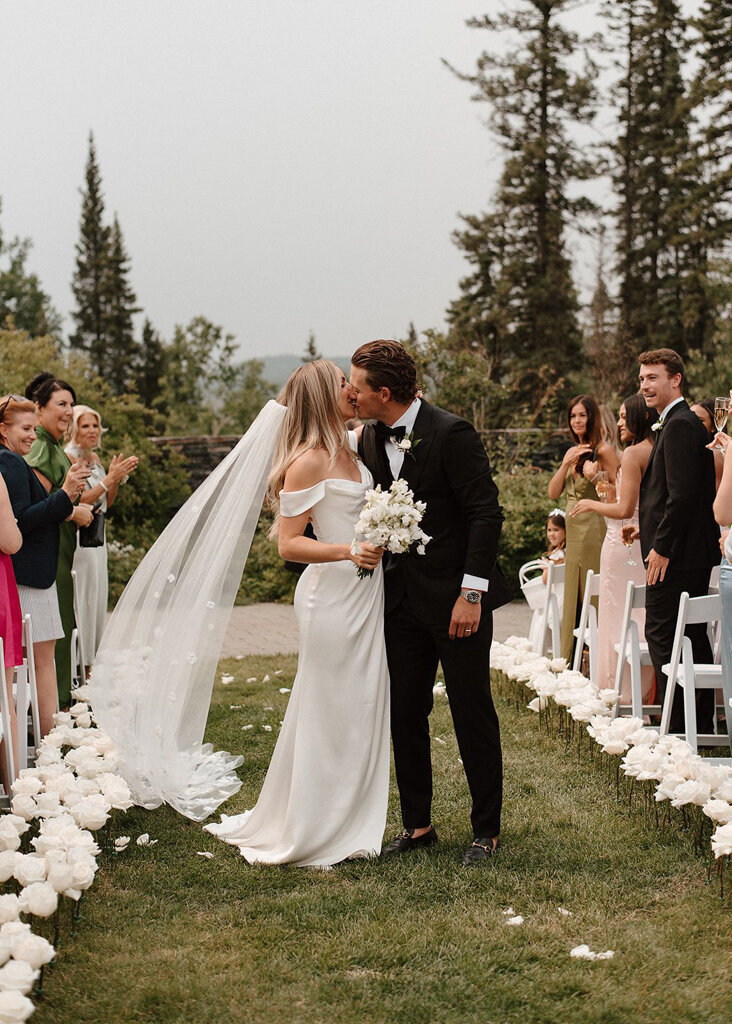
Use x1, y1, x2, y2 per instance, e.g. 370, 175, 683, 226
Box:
651, 420, 664, 433
392, 430, 421, 460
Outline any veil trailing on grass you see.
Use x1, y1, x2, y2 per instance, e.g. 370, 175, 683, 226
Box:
90, 400, 287, 822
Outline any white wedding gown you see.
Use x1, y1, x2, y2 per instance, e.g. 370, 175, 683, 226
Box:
205, 444, 390, 867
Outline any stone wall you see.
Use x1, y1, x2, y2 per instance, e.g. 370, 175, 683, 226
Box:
148, 435, 241, 490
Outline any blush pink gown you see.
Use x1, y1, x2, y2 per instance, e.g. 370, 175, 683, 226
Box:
597, 470, 654, 701
0, 553, 22, 668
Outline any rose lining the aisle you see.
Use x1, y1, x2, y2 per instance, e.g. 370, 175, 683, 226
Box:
490, 637, 732, 884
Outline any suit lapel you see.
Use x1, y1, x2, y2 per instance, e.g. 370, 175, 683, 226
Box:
361, 423, 392, 490
398, 401, 435, 492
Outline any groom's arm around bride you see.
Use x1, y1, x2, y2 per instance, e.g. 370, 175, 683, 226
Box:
351, 340, 506, 866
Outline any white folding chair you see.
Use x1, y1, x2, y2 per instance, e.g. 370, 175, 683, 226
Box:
612, 580, 659, 718
70, 569, 86, 689
659, 592, 732, 754
572, 569, 600, 682
519, 559, 564, 657
14, 615, 43, 768
0, 638, 17, 801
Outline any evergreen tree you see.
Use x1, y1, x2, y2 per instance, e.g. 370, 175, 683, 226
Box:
70, 132, 110, 367
301, 331, 321, 362
446, 2, 599, 424
160, 316, 238, 435
100, 215, 140, 392
603, 0, 706, 377
0, 205, 62, 338
134, 318, 168, 427
585, 230, 622, 401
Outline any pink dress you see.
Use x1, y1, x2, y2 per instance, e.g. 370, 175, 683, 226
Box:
0, 552, 22, 668
597, 470, 654, 701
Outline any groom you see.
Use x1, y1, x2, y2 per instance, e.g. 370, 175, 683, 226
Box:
351, 340, 506, 865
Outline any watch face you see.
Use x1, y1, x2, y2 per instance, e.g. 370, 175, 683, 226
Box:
464, 590, 480, 604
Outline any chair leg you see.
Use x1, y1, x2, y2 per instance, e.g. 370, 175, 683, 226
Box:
659, 670, 675, 736
682, 657, 698, 753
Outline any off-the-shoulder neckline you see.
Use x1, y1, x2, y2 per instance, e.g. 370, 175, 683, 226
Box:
281, 476, 366, 496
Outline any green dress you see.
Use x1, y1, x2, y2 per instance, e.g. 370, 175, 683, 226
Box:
26, 426, 76, 706
560, 468, 606, 663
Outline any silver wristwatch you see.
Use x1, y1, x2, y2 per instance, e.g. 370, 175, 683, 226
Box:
460, 589, 482, 605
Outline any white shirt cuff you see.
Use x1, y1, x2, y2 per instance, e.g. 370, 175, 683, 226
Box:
461, 574, 489, 592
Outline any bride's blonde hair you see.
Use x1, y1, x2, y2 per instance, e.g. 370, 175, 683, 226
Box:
267, 360, 354, 535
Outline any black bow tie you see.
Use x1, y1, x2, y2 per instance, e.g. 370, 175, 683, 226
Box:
374, 422, 406, 444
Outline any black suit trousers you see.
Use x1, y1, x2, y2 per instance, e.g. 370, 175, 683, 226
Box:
384, 594, 502, 838
644, 567, 714, 733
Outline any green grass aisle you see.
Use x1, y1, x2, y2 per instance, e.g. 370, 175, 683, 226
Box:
36, 656, 728, 1024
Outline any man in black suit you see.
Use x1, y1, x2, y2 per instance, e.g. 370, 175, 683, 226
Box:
638, 348, 719, 734
350, 341, 507, 865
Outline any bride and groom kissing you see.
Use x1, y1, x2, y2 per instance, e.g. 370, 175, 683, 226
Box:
93, 340, 508, 868
205, 340, 507, 867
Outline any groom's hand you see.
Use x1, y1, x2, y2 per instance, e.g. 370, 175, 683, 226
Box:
449, 597, 481, 639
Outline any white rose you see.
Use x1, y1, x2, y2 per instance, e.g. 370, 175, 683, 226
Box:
5, 798, 34, 828
75, 712, 93, 729
13, 855, 47, 888
71, 794, 111, 831
69, 860, 96, 892
51, 710, 73, 727
0, 989, 35, 1022
0, 959, 38, 995
45, 861, 75, 894
11, 932, 55, 970
18, 881, 58, 919
0, 939, 10, 969
0, 855, 18, 886
9, 777, 42, 799
0, 923, 30, 952
702, 799, 732, 824
69, 702, 89, 718
35, 746, 62, 767
0, 898, 20, 927
711, 821, 732, 858
33, 792, 62, 818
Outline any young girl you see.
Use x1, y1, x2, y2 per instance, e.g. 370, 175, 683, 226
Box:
541, 509, 566, 583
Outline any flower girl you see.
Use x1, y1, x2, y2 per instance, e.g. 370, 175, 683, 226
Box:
541, 509, 566, 583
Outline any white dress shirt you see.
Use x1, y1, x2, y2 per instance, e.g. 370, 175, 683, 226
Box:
383, 399, 489, 594
657, 396, 684, 423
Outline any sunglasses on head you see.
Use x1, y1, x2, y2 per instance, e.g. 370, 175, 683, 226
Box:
0, 395, 24, 422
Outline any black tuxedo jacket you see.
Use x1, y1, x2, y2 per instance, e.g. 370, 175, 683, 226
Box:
0, 446, 73, 589
359, 401, 507, 620
638, 400, 718, 570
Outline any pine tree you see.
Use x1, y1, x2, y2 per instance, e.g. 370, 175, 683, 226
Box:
69, 132, 110, 366
445, 2, 599, 424
0, 203, 62, 338
301, 331, 321, 362
100, 215, 140, 392
604, 0, 707, 376
134, 318, 168, 423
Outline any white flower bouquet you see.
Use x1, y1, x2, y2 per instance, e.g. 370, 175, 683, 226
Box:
351, 478, 431, 579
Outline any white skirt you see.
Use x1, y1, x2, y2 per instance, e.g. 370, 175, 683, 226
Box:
17, 583, 64, 643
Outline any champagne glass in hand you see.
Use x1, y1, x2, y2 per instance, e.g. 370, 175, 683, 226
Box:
621, 521, 637, 566
714, 397, 730, 450
595, 471, 609, 502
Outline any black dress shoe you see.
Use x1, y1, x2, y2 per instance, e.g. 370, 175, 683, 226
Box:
462, 837, 500, 866
382, 826, 438, 856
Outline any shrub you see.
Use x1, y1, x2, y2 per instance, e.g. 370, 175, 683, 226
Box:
494, 465, 556, 597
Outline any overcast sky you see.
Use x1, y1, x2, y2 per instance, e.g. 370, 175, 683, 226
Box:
0, 1, 699, 361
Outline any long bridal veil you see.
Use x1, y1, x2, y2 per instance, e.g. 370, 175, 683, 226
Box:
90, 400, 287, 821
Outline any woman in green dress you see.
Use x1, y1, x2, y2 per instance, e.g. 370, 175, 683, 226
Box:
25, 373, 93, 707
548, 395, 619, 663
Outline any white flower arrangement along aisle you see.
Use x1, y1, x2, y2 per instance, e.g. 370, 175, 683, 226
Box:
0, 683, 134, 1022
489, 637, 732, 897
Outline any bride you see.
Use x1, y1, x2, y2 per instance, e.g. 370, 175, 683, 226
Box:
91, 360, 390, 867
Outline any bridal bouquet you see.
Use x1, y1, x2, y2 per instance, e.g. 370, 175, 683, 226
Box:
352, 478, 431, 579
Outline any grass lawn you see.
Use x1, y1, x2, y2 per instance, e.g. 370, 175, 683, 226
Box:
36, 655, 729, 1024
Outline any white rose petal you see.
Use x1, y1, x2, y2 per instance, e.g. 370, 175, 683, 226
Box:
136, 834, 158, 847
114, 837, 131, 852
246, 677, 256, 682
557, 907, 573, 917
0, 855, 19, 886
506, 916, 524, 926
221, 675, 235, 685
196, 851, 214, 859
279, 688, 291, 694
241, 725, 253, 731
13, 855, 47, 888
501, 907, 515, 916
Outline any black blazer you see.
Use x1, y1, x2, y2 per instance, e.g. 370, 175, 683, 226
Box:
0, 447, 73, 589
638, 400, 719, 571
359, 401, 508, 621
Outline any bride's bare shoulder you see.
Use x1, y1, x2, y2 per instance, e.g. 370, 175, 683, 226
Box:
283, 449, 331, 492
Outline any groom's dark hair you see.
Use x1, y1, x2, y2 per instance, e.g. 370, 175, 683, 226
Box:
351, 341, 419, 404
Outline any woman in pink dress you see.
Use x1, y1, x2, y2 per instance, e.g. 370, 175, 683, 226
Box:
571, 394, 657, 699
0, 456, 23, 781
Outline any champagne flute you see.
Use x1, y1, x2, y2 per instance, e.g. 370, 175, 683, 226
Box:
595, 470, 609, 502
713, 397, 730, 451
621, 520, 637, 566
